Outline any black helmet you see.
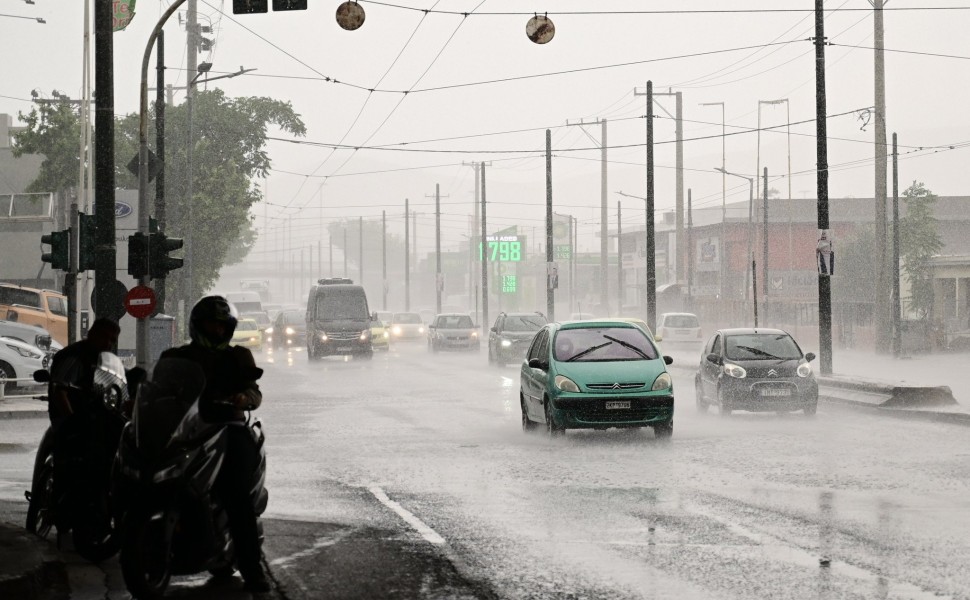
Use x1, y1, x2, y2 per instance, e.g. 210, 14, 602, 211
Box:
189, 295, 238, 350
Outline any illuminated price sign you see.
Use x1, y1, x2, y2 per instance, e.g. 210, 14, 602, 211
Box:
479, 235, 523, 262
502, 275, 517, 293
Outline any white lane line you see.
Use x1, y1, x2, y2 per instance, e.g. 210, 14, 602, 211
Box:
369, 486, 446, 546
270, 530, 353, 568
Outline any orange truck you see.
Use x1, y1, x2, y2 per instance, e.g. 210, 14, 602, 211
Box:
0, 283, 68, 346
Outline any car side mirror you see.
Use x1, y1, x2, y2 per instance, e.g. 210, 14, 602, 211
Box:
663, 356, 673, 365
805, 352, 817, 362
490, 326, 497, 332
528, 358, 545, 370
33, 369, 50, 383
706, 353, 722, 365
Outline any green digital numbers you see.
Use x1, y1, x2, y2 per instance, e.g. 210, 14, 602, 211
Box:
478, 240, 522, 262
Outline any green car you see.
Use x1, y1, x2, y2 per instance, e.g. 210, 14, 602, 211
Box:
519, 320, 675, 438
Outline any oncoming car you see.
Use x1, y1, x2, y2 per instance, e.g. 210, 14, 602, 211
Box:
520, 320, 674, 439
695, 328, 818, 416
428, 313, 479, 352
657, 312, 703, 345
230, 318, 263, 351
390, 312, 425, 340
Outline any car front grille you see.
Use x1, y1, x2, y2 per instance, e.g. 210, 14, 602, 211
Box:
326, 331, 361, 341
586, 382, 645, 391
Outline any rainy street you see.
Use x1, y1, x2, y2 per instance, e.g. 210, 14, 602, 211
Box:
2, 341, 968, 599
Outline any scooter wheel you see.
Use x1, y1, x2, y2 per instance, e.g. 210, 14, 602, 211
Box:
120, 509, 173, 600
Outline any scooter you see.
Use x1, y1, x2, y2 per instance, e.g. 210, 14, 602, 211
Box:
25, 352, 132, 563
114, 357, 268, 599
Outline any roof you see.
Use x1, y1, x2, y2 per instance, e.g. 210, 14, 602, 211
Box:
559, 319, 638, 329
715, 328, 790, 336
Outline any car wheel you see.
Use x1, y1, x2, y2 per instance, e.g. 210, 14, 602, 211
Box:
803, 403, 817, 417
521, 395, 538, 432
717, 387, 732, 417
544, 399, 564, 437
695, 380, 708, 414
0, 361, 15, 393
653, 421, 673, 440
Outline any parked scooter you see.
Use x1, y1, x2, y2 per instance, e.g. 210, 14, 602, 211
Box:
114, 357, 268, 599
25, 352, 131, 562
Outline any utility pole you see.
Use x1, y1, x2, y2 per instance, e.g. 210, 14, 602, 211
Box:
872, 0, 890, 352
891, 133, 901, 358
565, 118, 608, 314
359, 216, 363, 285
405, 200, 410, 311
687, 190, 693, 310
637, 87, 684, 285
763, 167, 770, 325
382, 210, 387, 310
616, 201, 622, 314
481, 163, 489, 331
343, 227, 347, 277
815, 0, 834, 374
155, 29, 167, 314
329, 235, 333, 277
645, 83, 657, 332
94, 0, 117, 323
434, 184, 442, 315
545, 130, 555, 321
185, 0, 198, 305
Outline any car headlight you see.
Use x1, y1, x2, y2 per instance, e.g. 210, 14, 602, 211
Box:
723, 363, 747, 379
651, 372, 672, 391
383, 331, 389, 338
554, 375, 580, 393
500, 339, 512, 348
360, 330, 370, 341
797, 362, 812, 378
418, 327, 425, 334
320, 333, 328, 341
285, 327, 295, 335
392, 326, 401, 335
265, 327, 274, 334
249, 337, 257, 342
6, 344, 41, 360
471, 331, 478, 337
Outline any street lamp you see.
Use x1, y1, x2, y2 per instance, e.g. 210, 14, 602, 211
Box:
714, 168, 755, 314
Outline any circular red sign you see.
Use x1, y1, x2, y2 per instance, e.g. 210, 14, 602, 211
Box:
124, 285, 157, 319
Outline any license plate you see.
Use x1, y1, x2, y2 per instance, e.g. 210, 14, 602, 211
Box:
337, 346, 352, 352
605, 401, 631, 410
761, 388, 791, 397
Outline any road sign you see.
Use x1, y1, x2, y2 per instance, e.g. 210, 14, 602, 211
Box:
125, 285, 157, 319
91, 280, 129, 321
126, 149, 162, 182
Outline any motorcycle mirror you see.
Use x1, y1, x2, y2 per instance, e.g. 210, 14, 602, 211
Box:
32, 369, 50, 383
241, 366, 264, 381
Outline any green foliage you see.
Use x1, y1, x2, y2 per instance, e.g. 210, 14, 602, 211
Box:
899, 181, 943, 320
832, 225, 877, 304
14, 89, 305, 309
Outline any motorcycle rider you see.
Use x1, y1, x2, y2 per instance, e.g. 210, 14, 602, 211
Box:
158, 296, 269, 592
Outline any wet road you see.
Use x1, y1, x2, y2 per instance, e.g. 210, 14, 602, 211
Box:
1, 340, 969, 599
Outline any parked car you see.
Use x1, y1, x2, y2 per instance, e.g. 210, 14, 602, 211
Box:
428, 313, 480, 352
520, 319, 674, 438
0, 336, 46, 392
390, 312, 425, 341
0, 320, 56, 354
694, 328, 818, 416
656, 312, 703, 345
231, 318, 263, 351
268, 309, 306, 350
488, 312, 547, 366
0, 284, 68, 346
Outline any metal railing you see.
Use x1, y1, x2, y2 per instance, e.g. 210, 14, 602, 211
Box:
0, 376, 46, 401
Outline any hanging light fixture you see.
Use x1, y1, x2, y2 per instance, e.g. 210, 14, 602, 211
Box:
336, 1, 365, 31
526, 13, 555, 44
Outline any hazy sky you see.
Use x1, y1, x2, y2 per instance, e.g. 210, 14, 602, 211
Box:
2, 1, 968, 262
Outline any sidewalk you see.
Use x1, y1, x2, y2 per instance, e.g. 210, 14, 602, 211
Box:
0, 522, 67, 599
0, 393, 48, 419
830, 348, 970, 409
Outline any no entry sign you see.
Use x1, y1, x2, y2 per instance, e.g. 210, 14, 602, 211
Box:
125, 285, 157, 319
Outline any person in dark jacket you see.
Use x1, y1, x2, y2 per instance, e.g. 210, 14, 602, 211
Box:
159, 296, 269, 592
48, 318, 120, 426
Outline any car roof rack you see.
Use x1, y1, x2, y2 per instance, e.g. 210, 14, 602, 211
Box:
317, 277, 354, 285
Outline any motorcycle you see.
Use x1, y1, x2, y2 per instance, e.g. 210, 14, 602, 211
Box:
114, 357, 268, 599
25, 352, 131, 563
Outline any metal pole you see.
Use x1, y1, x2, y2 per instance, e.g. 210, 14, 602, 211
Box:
646, 82, 657, 332
359, 216, 363, 284
382, 210, 387, 310
67, 202, 78, 344
435, 183, 442, 315
616, 201, 622, 313
405, 200, 410, 311
95, 0, 120, 326
185, 0, 198, 307
687, 190, 693, 310
155, 29, 167, 314
329, 235, 333, 277
763, 167, 769, 324
601, 119, 609, 314
873, 0, 890, 352
815, 0, 834, 374
892, 133, 901, 358
674, 92, 684, 285
753, 259, 759, 327
746, 177, 754, 303
546, 130, 555, 321
481, 163, 489, 330
343, 227, 347, 277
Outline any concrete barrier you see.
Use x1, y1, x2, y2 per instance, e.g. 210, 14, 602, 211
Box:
817, 375, 957, 409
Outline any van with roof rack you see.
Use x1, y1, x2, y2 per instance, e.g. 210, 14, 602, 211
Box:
305, 278, 375, 360
0, 283, 68, 346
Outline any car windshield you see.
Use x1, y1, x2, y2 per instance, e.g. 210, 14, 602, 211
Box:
315, 291, 368, 320
664, 314, 699, 328
242, 312, 270, 326
437, 315, 474, 329
553, 326, 658, 362
504, 315, 546, 331
284, 310, 305, 325
394, 313, 422, 324
0, 287, 41, 308
724, 334, 803, 360
236, 320, 258, 333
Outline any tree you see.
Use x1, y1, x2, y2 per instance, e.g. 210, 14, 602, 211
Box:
14, 89, 306, 309
898, 181, 943, 320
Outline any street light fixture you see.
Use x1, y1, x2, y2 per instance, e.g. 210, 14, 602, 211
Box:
714, 168, 755, 311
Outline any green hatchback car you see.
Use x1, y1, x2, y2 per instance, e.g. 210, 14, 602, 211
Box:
520, 320, 675, 438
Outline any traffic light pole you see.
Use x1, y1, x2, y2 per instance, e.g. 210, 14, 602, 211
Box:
95, 0, 118, 327
138, 0, 188, 369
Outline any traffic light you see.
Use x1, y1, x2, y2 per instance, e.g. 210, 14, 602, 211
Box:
233, 0, 267, 13
127, 232, 149, 279
41, 229, 70, 271
148, 232, 184, 280
273, 0, 307, 9
78, 213, 96, 272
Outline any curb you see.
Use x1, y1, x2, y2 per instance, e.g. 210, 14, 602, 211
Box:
0, 410, 49, 420
0, 525, 68, 600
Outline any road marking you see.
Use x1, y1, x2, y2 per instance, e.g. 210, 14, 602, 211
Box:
369, 486, 446, 545
270, 530, 353, 568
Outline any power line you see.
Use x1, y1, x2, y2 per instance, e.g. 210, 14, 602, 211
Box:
829, 43, 970, 61
359, 2, 970, 16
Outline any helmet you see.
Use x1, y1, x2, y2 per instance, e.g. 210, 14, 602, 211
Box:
189, 296, 238, 350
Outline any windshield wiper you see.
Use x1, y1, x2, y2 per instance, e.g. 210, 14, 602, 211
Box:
603, 335, 651, 360
735, 345, 782, 359
566, 341, 612, 361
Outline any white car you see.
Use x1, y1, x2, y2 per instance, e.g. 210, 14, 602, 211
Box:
0, 320, 57, 353
390, 312, 426, 340
0, 336, 46, 392
656, 312, 703, 345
